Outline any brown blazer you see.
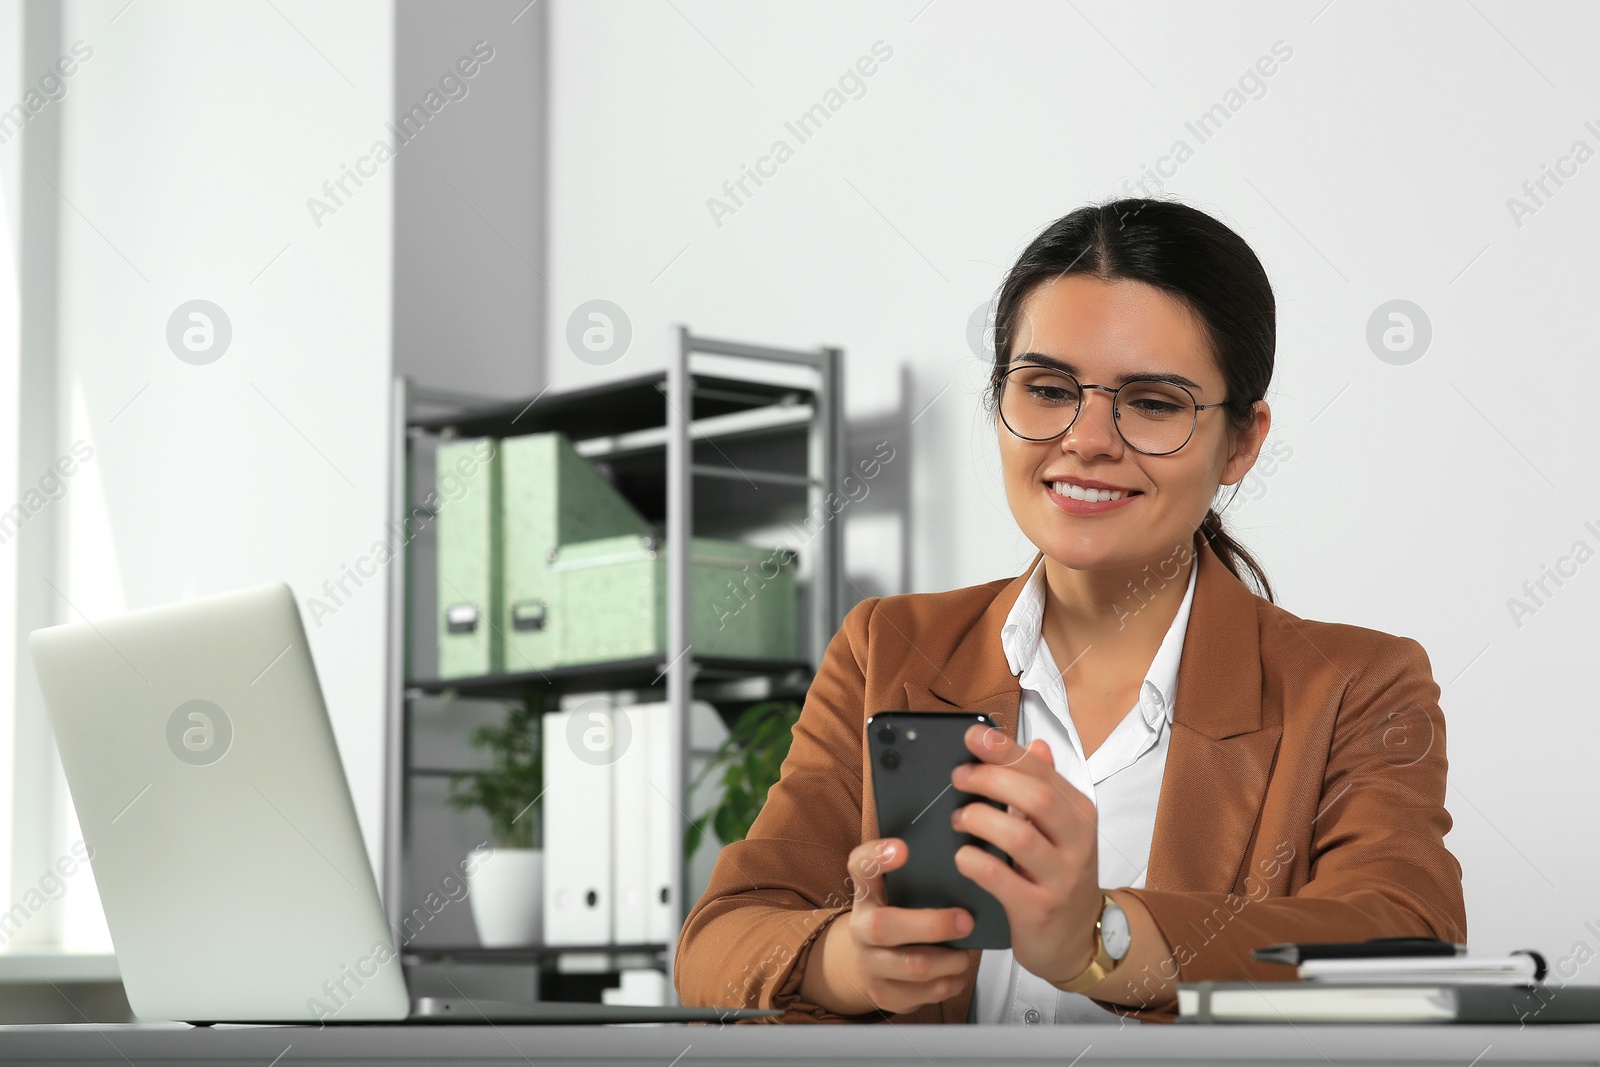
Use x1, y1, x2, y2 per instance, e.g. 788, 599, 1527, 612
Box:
674, 530, 1466, 1024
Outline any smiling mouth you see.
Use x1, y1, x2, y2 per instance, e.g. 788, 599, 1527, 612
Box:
1047, 480, 1141, 503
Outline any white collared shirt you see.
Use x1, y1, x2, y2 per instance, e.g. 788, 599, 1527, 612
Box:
967, 553, 1197, 1026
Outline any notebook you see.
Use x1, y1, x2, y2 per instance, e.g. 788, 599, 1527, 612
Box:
1177, 981, 1600, 1024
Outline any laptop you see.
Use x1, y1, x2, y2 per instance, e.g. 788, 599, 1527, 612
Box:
29, 581, 774, 1025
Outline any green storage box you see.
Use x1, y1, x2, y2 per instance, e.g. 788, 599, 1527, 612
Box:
551, 535, 798, 666
435, 437, 501, 679
500, 433, 652, 673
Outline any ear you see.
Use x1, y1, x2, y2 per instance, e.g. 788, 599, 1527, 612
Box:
1218, 401, 1272, 486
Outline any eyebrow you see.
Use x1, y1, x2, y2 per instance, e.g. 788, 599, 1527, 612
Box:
1008, 352, 1205, 392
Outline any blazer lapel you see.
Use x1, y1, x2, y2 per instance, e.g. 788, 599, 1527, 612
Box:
899, 550, 1041, 742
1144, 531, 1281, 894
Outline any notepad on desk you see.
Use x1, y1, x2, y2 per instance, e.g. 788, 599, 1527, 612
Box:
1177, 981, 1600, 1024
1178, 937, 1600, 1023
1298, 953, 1543, 985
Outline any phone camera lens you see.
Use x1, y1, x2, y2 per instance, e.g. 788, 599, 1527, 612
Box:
880, 750, 900, 770
876, 725, 896, 746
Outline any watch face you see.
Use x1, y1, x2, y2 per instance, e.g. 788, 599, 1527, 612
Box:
1101, 900, 1132, 960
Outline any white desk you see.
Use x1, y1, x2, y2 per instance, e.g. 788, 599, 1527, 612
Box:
1, 1022, 1597, 1066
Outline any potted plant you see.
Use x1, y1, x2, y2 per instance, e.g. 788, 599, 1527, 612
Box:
685, 700, 801, 862
448, 693, 546, 947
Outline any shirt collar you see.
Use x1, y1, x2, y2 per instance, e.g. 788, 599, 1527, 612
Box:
1000, 550, 1199, 727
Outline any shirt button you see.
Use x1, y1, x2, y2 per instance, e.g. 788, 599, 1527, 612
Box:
1023, 1008, 1041, 1025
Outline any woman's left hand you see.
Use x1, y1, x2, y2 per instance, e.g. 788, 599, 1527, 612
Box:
951, 722, 1104, 988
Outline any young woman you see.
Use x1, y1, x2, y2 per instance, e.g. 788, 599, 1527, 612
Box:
673, 199, 1466, 1025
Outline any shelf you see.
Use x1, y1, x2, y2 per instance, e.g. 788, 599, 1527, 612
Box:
691, 463, 815, 488
406, 656, 813, 701
401, 943, 666, 964
571, 403, 815, 464
407, 372, 813, 441
384, 332, 846, 984
598, 442, 812, 523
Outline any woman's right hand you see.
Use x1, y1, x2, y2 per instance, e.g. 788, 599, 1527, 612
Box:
798, 837, 977, 1016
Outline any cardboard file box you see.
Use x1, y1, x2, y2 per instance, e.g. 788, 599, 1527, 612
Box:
550, 536, 797, 666
436, 438, 501, 678
499, 433, 651, 674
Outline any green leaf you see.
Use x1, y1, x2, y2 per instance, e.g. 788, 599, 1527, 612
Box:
684, 813, 712, 864
687, 703, 794, 858
712, 802, 742, 846
446, 695, 547, 849
681, 699, 801, 851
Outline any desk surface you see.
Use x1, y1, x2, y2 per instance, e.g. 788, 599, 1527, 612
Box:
2, 1022, 1597, 1067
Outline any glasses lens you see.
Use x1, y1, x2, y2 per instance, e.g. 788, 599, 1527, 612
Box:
1000, 365, 1080, 439
1115, 380, 1197, 455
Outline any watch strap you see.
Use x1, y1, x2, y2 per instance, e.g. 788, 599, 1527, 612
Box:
1050, 893, 1119, 994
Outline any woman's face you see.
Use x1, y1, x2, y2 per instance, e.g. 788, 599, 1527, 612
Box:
997, 273, 1269, 574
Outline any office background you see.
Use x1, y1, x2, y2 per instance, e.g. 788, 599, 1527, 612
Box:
0, 0, 1595, 987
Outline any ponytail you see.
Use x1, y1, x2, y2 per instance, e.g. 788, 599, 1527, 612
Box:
1198, 506, 1274, 603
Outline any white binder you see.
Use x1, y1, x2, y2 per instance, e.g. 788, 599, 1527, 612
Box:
548, 700, 721, 949
606, 700, 720, 946
645, 702, 679, 945
610, 704, 651, 944
542, 707, 614, 946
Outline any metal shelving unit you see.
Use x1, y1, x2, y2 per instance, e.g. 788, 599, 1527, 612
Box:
380, 328, 844, 1000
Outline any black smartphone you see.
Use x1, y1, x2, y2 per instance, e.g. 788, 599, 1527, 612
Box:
865, 711, 1011, 950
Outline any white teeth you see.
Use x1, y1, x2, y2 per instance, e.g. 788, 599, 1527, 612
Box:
1051, 481, 1127, 502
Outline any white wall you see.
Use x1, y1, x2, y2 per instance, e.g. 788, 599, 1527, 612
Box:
543, 1, 1600, 968
0, 0, 24, 931
7, 0, 396, 948
5, 0, 74, 949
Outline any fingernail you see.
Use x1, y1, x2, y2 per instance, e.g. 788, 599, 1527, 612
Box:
877, 841, 895, 862
956, 911, 973, 935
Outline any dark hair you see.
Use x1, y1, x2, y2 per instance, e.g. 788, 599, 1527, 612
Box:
984, 198, 1276, 602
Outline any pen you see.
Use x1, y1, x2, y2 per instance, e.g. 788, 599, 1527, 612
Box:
1251, 936, 1466, 966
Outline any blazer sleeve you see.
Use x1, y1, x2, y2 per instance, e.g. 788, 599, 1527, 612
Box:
1099, 633, 1468, 1024
673, 596, 883, 1022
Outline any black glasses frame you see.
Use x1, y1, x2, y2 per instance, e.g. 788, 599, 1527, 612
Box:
997, 364, 1228, 456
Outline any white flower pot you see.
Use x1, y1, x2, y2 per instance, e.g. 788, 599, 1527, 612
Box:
466, 846, 543, 948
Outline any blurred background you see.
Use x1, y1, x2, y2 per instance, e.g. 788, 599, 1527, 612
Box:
0, 0, 1596, 1018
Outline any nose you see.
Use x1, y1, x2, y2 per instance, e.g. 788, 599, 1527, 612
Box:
1059, 387, 1123, 458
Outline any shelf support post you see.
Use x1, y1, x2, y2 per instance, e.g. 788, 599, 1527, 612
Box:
809, 346, 847, 665
381, 375, 411, 940
662, 326, 693, 1003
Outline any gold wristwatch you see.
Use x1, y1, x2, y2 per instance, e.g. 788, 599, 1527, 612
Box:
1050, 893, 1131, 994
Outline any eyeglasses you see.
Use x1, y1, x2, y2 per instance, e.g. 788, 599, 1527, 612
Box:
996, 363, 1227, 457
